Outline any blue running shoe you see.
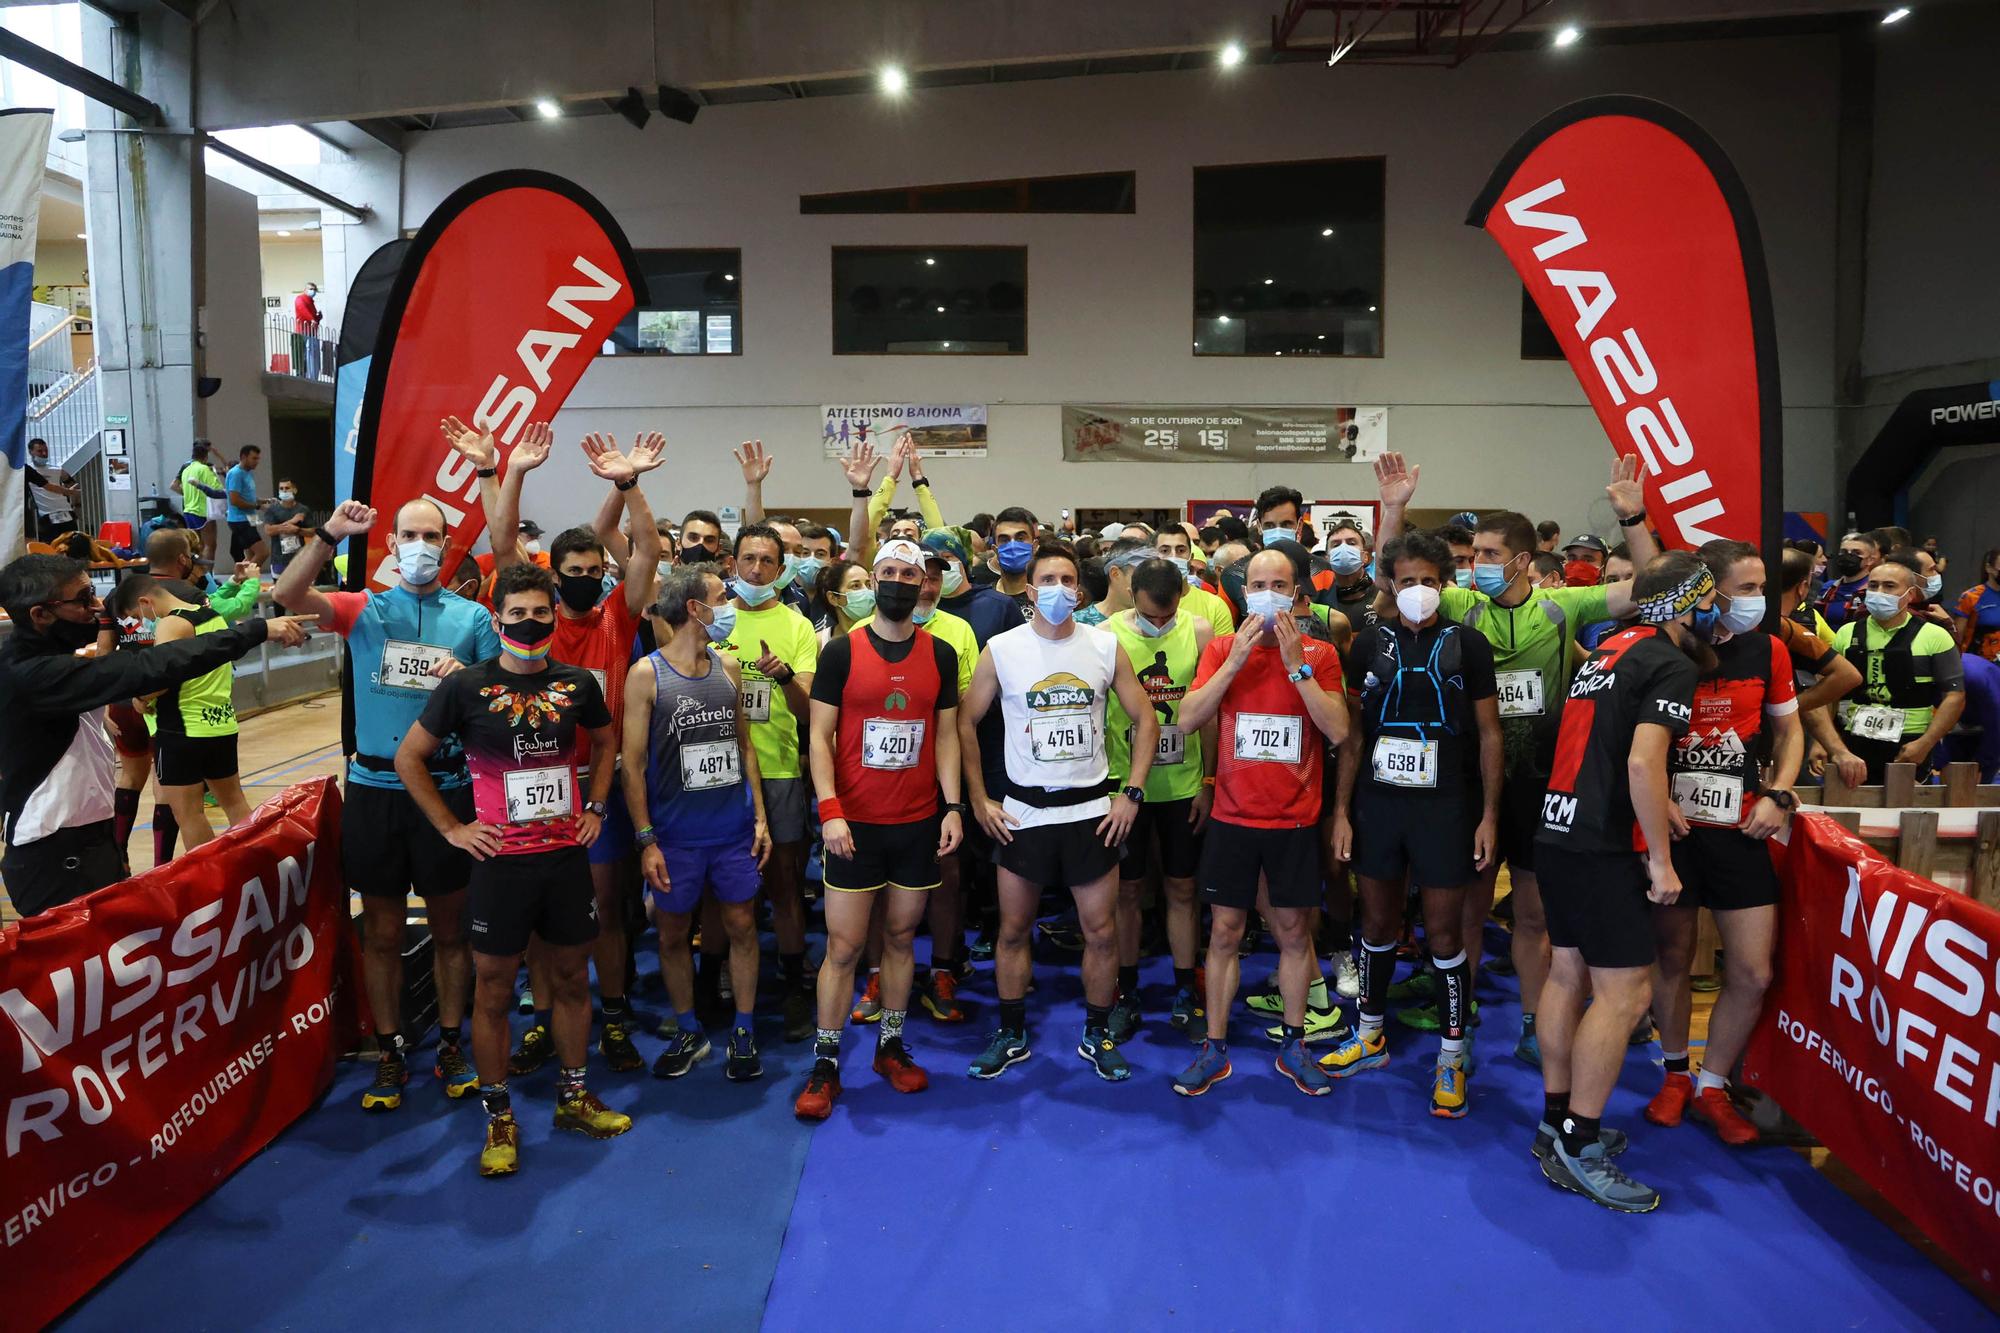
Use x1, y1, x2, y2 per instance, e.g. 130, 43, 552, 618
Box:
1078, 1027, 1131, 1081
1173, 1040, 1232, 1096
1276, 1039, 1331, 1096
968, 1028, 1031, 1079
1515, 1026, 1542, 1069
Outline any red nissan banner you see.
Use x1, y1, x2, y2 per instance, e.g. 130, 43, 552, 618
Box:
0, 779, 361, 1327
1743, 814, 2000, 1301
350, 171, 645, 590
1467, 97, 1781, 556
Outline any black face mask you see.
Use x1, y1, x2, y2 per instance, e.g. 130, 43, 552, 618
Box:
874, 581, 921, 622
499, 616, 556, 647
558, 572, 602, 614
1830, 550, 1863, 579
679, 544, 711, 565
42, 614, 101, 650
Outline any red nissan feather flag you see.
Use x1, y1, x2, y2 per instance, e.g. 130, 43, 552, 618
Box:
349, 171, 645, 590
1467, 97, 1781, 556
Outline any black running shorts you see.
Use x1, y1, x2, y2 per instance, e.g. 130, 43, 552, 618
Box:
1199, 819, 1321, 911
996, 815, 1120, 888
1535, 842, 1654, 969
344, 780, 475, 900
155, 733, 238, 786
468, 845, 597, 957
825, 816, 943, 893
1121, 797, 1201, 881
1668, 825, 1781, 912
1496, 765, 1548, 873
1349, 784, 1479, 889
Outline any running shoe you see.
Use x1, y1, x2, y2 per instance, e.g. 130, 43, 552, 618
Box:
479, 1114, 519, 1177
1077, 1027, 1132, 1081
1430, 1051, 1469, 1119
1645, 1072, 1695, 1127
1532, 1120, 1630, 1162
435, 1044, 478, 1099
783, 987, 814, 1043
1542, 1138, 1660, 1213
1262, 1005, 1349, 1046
554, 1090, 633, 1140
725, 1026, 763, 1082
1387, 970, 1435, 1004
515, 985, 536, 1016
1395, 997, 1478, 1032
1038, 917, 1084, 953
968, 927, 996, 962
851, 973, 883, 1023
873, 1037, 930, 1093
968, 1029, 1031, 1079
1689, 1086, 1760, 1146
1317, 1026, 1389, 1078
1275, 1039, 1331, 1096
360, 1054, 407, 1111
1629, 1015, 1656, 1046
1173, 1039, 1233, 1096
794, 1063, 841, 1121
655, 1012, 681, 1039
1107, 994, 1142, 1046
1461, 1028, 1478, 1077
1236, 924, 1260, 958
509, 1024, 554, 1076
1169, 985, 1205, 1035
1514, 1026, 1543, 1069
1244, 977, 1286, 1015
919, 969, 966, 1024
651, 1030, 711, 1079
1329, 952, 1361, 1000
598, 1019, 643, 1073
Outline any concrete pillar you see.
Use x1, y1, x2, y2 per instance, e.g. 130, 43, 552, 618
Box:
315, 143, 402, 335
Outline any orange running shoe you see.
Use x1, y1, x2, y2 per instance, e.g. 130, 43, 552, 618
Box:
920, 969, 966, 1023
1689, 1085, 1760, 1146
795, 1064, 841, 1120
873, 1037, 931, 1093
1645, 1072, 1694, 1127
851, 973, 882, 1023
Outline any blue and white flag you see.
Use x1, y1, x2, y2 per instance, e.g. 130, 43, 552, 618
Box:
0, 108, 53, 564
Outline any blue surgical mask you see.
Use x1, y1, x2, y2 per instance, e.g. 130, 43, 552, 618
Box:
1134, 613, 1177, 638
1690, 601, 1722, 642
1923, 574, 1942, 599
1719, 594, 1765, 635
1166, 555, 1194, 581
841, 588, 876, 619
1246, 589, 1290, 621
941, 564, 966, 597
733, 577, 778, 607
775, 554, 801, 590
1035, 583, 1077, 625
1472, 560, 1513, 596
913, 603, 936, 625
1455, 567, 1474, 589
397, 539, 441, 586
795, 555, 827, 588
1864, 590, 1907, 622
1328, 544, 1365, 576
996, 540, 1033, 574
702, 601, 737, 643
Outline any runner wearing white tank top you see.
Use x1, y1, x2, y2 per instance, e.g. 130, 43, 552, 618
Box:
958, 542, 1159, 1083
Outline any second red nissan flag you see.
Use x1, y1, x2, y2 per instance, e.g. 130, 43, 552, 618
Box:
1467, 96, 1782, 557
349, 171, 645, 589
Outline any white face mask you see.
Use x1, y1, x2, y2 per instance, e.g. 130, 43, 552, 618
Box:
1923, 574, 1943, 598
1395, 585, 1441, 623
1246, 589, 1289, 621
1719, 594, 1765, 634
397, 539, 441, 586
1864, 590, 1907, 622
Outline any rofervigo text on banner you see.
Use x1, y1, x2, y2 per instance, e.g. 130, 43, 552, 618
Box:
1743, 814, 2000, 1301
0, 779, 362, 1328
350, 171, 645, 591
1467, 96, 1782, 560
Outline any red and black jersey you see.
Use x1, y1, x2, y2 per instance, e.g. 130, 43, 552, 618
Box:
1671, 632, 1798, 829
1537, 625, 1697, 855
810, 626, 961, 825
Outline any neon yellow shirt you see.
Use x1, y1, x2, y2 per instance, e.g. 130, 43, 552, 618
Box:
1182, 584, 1235, 637
717, 601, 820, 779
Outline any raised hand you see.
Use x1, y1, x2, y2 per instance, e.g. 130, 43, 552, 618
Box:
1375, 450, 1419, 508
734, 439, 773, 485
1606, 451, 1647, 520
232, 560, 262, 583
510, 421, 553, 472
887, 434, 910, 479
324, 500, 377, 539
439, 415, 498, 471
901, 432, 926, 481
840, 440, 882, 491
581, 431, 637, 485
629, 431, 667, 473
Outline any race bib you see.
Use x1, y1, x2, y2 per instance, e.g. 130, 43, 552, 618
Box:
1371, 735, 1437, 788
1847, 704, 1904, 743
380, 639, 453, 692
1029, 713, 1097, 763
504, 766, 573, 824
680, 739, 741, 791
1234, 712, 1302, 764
1496, 670, 1544, 718
279, 533, 302, 555
743, 678, 772, 723
1127, 723, 1186, 767
586, 667, 608, 701
863, 718, 925, 770
1672, 771, 1743, 826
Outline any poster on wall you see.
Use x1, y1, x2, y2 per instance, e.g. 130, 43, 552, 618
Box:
1064, 404, 1388, 465
821, 404, 987, 458
1184, 498, 1379, 538
1186, 499, 1253, 528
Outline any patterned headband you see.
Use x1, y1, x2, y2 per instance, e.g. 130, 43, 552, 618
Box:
1635, 564, 1714, 625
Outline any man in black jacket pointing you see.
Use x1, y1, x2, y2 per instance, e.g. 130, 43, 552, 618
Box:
0, 554, 311, 917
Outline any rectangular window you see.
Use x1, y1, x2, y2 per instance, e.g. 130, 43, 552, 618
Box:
1193, 157, 1385, 358
601, 248, 741, 356
1520, 287, 1563, 359
832, 246, 1027, 355
803, 172, 1133, 215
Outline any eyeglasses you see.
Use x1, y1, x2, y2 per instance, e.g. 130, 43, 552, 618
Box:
39, 590, 98, 612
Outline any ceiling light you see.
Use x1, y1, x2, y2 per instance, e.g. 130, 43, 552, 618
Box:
1219, 42, 1244, 68
1881, 7, 1910, 24
1218, 315, 1230, 324
724, 273, 735, 281
1368, 305, 1378, 312
1274, 351, 1283, 357
942, 341, 952, 348
1321, 227, 1334, 237
1317, 333, 1326, 340
1263, 277, 1274, 285
880, 66, 908, 95
535, 98, 562, 119
924, 257, 936, 266
1553, 26, 1581, 47
937, 305, 947, 313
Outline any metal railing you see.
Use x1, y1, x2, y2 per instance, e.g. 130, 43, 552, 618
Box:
263, 309, 337, 384
27, 300, 78, 400
27, 356, 101, 470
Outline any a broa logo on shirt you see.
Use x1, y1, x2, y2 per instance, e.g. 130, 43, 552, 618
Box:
1028, 672, 1093, 711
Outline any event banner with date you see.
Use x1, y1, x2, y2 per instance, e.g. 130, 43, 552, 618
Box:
0, 778, 361, 1328
1062, 404, 1387, 464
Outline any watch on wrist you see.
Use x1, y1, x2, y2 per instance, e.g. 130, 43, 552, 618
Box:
615, 477, 638, 492
945, 801, 969, 815
1618, 510, 1648, 528
584, 800, 607, 817
1120, 785, 1146, 804
851, 487, 872, 498
314, 525, 339, 546
635, 827, 658, 848
912, 476, 930, 489
1765, 788, 1798, 812
475, 466, 498, 479
1287, 661, 1315, 683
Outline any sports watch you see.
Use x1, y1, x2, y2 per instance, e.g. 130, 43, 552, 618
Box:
1763, 788, 1799, 813
1120, 785, 1146, 804
1287, 661, 1315, 683
584, 800, 607, 817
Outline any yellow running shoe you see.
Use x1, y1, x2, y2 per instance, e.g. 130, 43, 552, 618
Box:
554, 1090, 633, 1140
360, 1055, 407, 1111
480, 1114, 520, 1177
1316, 1025, 1389, 1078
1431, 1051, 1469, 1119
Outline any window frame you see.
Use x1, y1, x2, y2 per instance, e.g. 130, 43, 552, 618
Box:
598, 246, 745, 358
829, 244, 1030, 357
802, 171, 1135, 215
